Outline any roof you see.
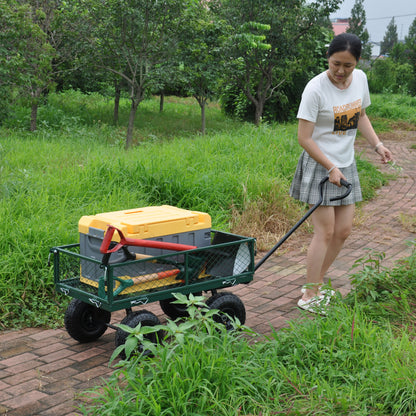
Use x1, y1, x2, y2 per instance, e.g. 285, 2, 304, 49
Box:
332, 18, 349, 35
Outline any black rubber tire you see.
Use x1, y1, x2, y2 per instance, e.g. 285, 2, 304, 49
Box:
159, 292, 203, 319
206, 291, 246, 330
115, 310, 163, 359
64, 299, 111, 343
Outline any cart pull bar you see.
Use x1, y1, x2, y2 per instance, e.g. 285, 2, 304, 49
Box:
254, 176, 351, 272
100, 225, 197, 254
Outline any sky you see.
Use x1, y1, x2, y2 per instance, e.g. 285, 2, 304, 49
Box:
330, 0, 416, 43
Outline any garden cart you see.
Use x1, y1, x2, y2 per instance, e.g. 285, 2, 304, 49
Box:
50, 176, 351, 351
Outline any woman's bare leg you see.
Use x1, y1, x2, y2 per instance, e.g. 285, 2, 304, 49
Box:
319, 204, 354, 279
302, 204, 354, 300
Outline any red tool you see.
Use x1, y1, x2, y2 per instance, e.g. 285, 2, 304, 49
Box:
100, 225, 197, 254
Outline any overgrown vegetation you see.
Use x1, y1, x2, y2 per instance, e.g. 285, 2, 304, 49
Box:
80, 244, 416, 416
0, 91, 410, 329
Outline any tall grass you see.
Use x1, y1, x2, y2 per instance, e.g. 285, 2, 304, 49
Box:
367, 93, 416, 127
0, 91, 409, 328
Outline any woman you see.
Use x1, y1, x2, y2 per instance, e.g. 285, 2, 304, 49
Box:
290, 33, 393, 313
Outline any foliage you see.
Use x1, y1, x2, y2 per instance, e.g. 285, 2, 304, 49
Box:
213, 0, 339, 125
220, 26, 334, 124
82, 0, 190, 148
367, 58, 414, 95
380, 17, 399, 56
109, 293, 252, 363
388, 17, 416, 95
81, 249, 416, 416
346, 242, 416, 326
175, 3, 228, 134
346, 0, 372, 59
366, 93, 416, 124
0, 0, 55, 126
0, 91, 406, 328
366, 18, 416, 96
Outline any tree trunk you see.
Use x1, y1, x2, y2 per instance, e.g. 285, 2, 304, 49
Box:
125, 99, 139, 149
114, 81, 121, 124
30, 88, 43, 132
195, 95, 207, 135
30, 101, 38, 132
125, 86, 145, 149
254, 100, 264, 126
200, 101, 206, 135
159, 92, 164, 112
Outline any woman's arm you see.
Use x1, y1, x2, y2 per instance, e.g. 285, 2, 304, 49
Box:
298, 118, 346, 186
358, 109, 393, 163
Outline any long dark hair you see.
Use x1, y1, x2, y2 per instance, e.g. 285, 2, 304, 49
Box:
328, 33, 362, 61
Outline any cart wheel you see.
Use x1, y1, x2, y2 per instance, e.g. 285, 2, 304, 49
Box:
206, 292, 246, 330
64, 299, 111, 343
115, 310, 163, 359
159, 292, 203, 319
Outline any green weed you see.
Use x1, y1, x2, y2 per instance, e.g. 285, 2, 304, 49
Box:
80, 280, 416, 415
346, 242, 416, 326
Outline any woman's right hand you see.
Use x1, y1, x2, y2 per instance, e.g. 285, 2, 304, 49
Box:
329, 167, 346, 187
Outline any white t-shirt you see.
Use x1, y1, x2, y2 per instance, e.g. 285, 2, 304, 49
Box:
297, 69, 371, 167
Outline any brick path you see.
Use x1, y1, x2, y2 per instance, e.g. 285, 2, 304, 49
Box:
1, 132, 415, 415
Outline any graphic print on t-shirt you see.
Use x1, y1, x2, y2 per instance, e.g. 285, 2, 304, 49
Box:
333, 99, 361, 134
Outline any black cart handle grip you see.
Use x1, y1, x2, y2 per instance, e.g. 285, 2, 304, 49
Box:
319, 176, 352, 202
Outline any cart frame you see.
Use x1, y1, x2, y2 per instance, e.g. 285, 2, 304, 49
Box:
50, 176, 351, 349
51, 230, 256, 313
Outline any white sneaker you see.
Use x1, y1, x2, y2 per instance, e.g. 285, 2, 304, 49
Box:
297, 295, 330, 314
301, 286, 335, 297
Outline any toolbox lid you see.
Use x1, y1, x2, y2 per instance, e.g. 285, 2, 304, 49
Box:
78, 205, 211, 239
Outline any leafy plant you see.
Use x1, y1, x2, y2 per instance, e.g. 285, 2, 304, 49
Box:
346, 242, 416, 325
81, 274, 416, 415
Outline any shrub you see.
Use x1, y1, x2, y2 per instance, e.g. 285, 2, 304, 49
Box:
368, 58, 414, 94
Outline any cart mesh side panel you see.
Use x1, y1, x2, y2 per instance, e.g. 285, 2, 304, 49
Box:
54, 245, 100, 296
52, 231, 255, 310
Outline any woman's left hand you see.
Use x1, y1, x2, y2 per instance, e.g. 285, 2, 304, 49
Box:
376, 145, 393, 164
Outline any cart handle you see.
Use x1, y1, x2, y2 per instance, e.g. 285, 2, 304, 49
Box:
254, 176, 351, 271
99, 225, 197, 254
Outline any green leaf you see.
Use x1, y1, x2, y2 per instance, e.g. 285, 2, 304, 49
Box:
124, 336, 139, 359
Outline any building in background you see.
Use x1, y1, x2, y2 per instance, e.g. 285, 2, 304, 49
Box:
332, 18, 349, 35
331, 17, 380, 57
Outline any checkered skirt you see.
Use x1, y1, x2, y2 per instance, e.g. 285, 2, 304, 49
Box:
289, 151, 362, 206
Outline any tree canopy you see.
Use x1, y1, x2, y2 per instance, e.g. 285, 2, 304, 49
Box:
380, 17, 398, 56
2, 0, 415, 144
346, 0, 371, 59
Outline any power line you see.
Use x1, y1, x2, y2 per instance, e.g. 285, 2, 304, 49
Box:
367, 13, 416, 21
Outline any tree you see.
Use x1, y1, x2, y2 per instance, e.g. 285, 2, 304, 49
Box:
380, 17, 398, 56
0, 0, 56, 130
212, 0, 339, 125
405, 18, 416, 94
22, 1, 60, 131
177, 4, 228, 134
85, 0, 188, 149
346, 0, 372, 59
0, 0, 25, 122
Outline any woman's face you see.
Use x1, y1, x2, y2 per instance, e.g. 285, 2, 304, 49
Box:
327, 50, 358, 88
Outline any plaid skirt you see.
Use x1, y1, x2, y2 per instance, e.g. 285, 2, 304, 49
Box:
289, 151, 362, 206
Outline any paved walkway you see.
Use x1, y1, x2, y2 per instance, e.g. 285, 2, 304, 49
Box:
1, 132, 415, 415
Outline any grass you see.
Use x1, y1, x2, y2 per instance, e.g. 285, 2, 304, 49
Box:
80, 246, 416, 415
0, 91, 411, 329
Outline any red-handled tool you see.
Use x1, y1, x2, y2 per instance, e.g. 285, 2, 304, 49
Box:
100, 225, 197, 254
